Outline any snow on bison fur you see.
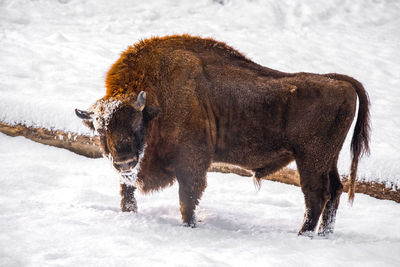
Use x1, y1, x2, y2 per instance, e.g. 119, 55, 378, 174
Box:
76, 34, 370, 236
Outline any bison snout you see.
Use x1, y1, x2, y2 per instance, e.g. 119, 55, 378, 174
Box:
113, 158, 138, 172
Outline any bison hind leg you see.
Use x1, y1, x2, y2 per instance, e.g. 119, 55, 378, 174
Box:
296, 157, 331, 236
318, 165, 343, 236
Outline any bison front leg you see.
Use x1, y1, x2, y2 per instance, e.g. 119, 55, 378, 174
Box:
176, 168, 207, 227
120, 184, 137, 212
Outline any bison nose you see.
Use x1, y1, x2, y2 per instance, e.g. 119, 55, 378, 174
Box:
113, 157, 138, 172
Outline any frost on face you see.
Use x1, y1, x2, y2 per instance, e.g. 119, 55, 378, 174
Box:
120, 173, 137, 186
119, 144, 146, 186
88, 98, 122, 131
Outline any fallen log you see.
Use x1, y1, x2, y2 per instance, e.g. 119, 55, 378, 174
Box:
1, 122, 399, 203
0, 122, 102, 158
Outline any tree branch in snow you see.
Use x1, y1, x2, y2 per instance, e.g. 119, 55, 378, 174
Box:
1, 122, 398, 203
0, 122, 102, 158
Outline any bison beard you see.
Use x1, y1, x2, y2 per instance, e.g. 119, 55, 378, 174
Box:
76, 35, 370, 236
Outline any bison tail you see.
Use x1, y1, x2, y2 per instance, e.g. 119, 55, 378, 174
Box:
324, 73, 371, 205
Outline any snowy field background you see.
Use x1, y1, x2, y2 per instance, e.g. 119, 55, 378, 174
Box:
1, 0, 400, 187
1, 0, 400, 266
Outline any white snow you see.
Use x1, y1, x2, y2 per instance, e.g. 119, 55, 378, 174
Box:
1, 133, 400, 266
1, 1, 400, 264
1, 0, 399, 187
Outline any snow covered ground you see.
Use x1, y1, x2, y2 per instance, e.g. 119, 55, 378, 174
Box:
1, 1, 400, 265
1, 0, 399, 187
1, 133, 400, 266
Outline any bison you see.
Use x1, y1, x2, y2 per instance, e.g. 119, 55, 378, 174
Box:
75, 35, 370, 236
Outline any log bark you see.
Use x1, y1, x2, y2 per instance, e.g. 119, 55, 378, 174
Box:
0, 122, 102, 158
1, 122, 399, 203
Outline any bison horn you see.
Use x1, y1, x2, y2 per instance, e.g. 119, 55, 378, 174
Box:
133, 91, 146, 111
75, 109, 94, 120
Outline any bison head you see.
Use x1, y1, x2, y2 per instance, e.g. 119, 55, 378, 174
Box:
75, 91, 159, 185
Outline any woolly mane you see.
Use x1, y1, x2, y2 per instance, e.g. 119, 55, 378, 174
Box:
105, 34, 251, 98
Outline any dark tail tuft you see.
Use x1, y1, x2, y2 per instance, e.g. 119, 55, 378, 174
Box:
324, 73, 371, 204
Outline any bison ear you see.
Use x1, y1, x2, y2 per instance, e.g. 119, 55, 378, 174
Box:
143, 106, 160, 122
75, 109, 95, 130
133, 91, 146, 111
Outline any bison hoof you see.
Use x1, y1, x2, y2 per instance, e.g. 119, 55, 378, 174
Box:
182, 214, 197, 228
121, 200, 137, 212
317, 228, 334, 237
297, 230, 314, 238
182, 221, 197, 228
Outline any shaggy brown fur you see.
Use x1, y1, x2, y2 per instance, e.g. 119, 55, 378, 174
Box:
76, 34, 370, 235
